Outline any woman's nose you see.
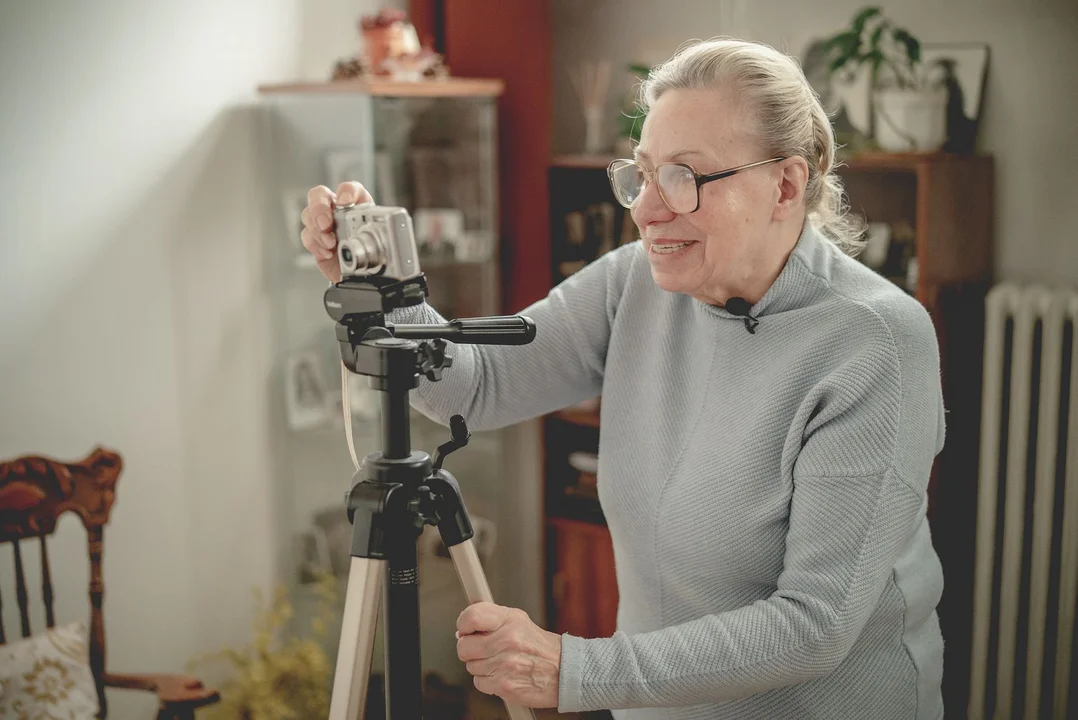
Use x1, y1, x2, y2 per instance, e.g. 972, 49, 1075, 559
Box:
630, 178, 676, 227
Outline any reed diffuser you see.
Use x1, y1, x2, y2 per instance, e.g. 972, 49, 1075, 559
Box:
570, 60, 612, 155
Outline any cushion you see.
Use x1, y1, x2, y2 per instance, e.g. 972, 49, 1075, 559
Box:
0, 621, 100, 719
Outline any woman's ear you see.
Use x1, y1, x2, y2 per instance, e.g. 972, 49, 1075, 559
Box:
773, 156, 809, 221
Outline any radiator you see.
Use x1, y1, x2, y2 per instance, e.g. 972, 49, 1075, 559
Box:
969, 283, 1078, 719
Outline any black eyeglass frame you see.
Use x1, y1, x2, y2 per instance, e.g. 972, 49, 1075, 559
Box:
606, 156, 786, 213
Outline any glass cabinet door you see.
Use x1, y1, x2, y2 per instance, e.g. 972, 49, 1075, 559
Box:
257, 81, 525, 691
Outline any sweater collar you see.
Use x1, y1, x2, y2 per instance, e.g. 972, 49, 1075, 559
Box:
700, 220, 828, 322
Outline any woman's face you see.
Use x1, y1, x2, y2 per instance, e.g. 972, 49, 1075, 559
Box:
631, 86, 801, 305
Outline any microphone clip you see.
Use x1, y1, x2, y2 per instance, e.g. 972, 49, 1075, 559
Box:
723, 297, 760, 334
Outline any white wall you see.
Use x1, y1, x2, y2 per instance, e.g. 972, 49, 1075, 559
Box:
0, 0, 395, 715
552, 0, 1078, 285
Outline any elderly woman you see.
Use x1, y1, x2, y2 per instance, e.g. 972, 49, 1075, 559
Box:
301, 38, 945, 720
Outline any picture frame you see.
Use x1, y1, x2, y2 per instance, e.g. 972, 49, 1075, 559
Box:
414, 207, 465, 261
920, 43, 990, 154
284, 350, 331, 430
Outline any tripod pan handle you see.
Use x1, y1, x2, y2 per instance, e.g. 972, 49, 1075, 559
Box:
392, 315, 537, 345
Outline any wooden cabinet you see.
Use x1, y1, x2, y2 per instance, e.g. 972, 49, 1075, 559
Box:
541, 405, 615, 639
835, 152, 995, 718
546, 517, 619, 639
835, 152, 993, 529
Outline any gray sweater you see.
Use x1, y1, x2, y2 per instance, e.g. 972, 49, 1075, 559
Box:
396, 221, 945, 719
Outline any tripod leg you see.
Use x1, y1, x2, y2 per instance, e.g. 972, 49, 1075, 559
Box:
448, 539, 494, 606
449, 540, 538, 720
329, 557, 384, 720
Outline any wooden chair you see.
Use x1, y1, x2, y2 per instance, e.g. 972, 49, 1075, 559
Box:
0, 447, 220, 719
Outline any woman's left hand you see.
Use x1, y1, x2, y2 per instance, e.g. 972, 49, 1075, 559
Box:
456, 601, 561, 708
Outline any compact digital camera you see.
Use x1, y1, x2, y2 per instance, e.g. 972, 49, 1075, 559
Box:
335, 202, 422, 281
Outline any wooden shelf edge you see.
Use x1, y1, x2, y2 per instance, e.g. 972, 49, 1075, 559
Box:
838, 150, 991, 172
549, 154, 618, 169
258, 77, 505, 98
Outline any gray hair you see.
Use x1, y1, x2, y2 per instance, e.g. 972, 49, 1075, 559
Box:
638, 37, 865, 256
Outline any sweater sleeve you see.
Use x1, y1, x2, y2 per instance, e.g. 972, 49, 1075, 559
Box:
388, 243, 636, 432
558, 299, 946, 712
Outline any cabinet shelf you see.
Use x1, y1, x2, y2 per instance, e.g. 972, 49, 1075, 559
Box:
258, 77, 505, 98
549, 154, 617, 169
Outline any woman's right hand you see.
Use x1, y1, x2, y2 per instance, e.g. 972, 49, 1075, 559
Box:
300, 181, 375, 283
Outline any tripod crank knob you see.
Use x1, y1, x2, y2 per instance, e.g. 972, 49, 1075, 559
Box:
432, 415, 471, 471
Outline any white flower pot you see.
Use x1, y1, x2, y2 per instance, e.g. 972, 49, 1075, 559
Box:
872, 88, 948, 152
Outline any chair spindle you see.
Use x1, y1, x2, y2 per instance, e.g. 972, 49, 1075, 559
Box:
0, 579, 6, 644
13, 538, 31, 638
40, 534, 55, 628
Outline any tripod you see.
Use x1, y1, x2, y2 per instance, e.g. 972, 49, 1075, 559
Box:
324, 273, 538, 720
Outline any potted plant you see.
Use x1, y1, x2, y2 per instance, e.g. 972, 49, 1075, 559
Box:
821, 6, 947, 152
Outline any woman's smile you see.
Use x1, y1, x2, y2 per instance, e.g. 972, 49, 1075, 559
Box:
648, 238, 699, 258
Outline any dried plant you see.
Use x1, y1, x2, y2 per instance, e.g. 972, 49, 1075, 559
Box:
190, 573, 339, 720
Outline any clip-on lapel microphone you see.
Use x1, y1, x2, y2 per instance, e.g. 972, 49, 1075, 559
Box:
724, 297, 760, 334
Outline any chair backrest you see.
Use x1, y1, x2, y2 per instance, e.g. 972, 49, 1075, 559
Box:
0, 446, 122, 713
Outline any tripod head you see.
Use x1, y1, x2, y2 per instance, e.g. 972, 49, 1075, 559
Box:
324, 201, 533, 388
324, 273, 535, 393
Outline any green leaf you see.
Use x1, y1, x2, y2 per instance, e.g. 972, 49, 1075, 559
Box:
892, 29, 921, 63
823, 30, 860, 71
851, 6, 882, 34
822, 30, 855, 51
626, 63, 651, 77
869, 24, 885, 51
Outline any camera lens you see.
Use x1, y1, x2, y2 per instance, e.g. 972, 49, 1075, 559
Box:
337, 231, 384, 277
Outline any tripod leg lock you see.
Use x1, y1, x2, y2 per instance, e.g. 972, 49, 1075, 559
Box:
345, 472, 425, 561
426, 469, 475, 547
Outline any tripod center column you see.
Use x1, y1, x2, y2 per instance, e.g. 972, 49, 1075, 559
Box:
371, 337, 418, 459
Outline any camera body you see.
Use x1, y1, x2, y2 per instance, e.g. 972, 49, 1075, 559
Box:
335, 202, 422, 281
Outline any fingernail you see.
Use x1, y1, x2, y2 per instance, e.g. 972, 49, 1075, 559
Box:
454, 631, 460, 640
338, 192, 352, 205
319, 232, 335, 249
316, 213, 332, 231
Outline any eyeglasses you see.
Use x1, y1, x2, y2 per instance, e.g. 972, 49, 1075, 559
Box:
606, 156, 785, 214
